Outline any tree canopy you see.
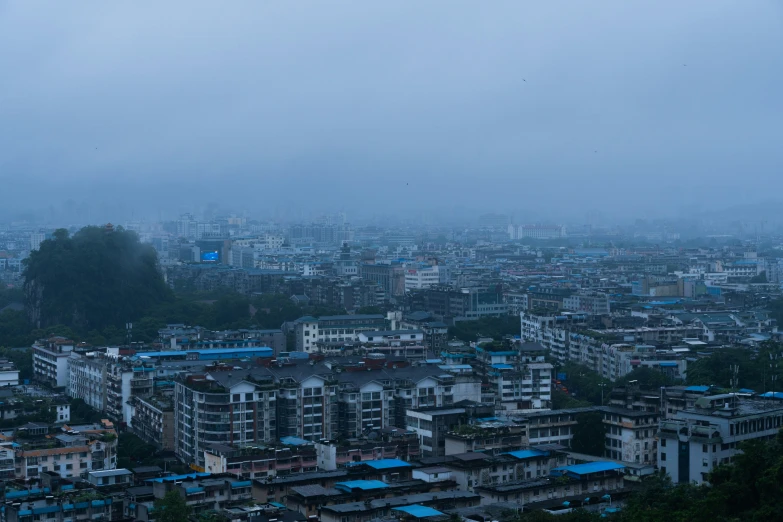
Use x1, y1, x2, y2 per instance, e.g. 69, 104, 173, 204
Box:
23, 226, 172, 332
153, 490, 192, 522
449, 315, 520, 342
570, 412, 606, 457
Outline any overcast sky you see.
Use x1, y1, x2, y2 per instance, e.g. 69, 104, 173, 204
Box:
1, 1, 782, 224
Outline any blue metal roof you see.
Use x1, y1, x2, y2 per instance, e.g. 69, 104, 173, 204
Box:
491, 363, 513, 370
231, 481, 252, 488
507, 449, 547, 460
552, 462, 625, 475
136, 347, 273, 359
335, 480, 388, 491
366, 458, 412, 469
280, 436, 314, 446
760, 392, 783, 399
659, 361, 678, 367
685, 385, 710, 392
393, 505, 445, 518
146, 472, 211, 483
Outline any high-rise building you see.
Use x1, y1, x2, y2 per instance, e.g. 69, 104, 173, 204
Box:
174, 371, 278, 469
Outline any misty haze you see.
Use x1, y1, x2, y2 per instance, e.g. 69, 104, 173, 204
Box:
2, 2, 783, 522
1, 1, 782, 224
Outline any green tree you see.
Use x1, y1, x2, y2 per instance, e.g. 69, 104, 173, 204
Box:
69, 398, 103, 424
570, 412, 606, 456
118, 432, 158, 469
0, 347, 33, 381
448, 316, 520, 343
0, 310, 36, 348
551, 389, 591, 410
559, 362, 611, 405
153, 490, 192, 522
23, 226, 173, 332
616, 367, 674, 389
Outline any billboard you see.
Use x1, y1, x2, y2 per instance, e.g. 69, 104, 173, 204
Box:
201, 250, 220, 263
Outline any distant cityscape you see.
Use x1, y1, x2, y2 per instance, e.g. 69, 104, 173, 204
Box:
0, 209, 781, 520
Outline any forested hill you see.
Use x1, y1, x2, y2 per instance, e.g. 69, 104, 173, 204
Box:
22, 226, 172, 331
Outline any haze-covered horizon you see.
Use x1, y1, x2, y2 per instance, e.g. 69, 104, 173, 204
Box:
1, 1, 782, 225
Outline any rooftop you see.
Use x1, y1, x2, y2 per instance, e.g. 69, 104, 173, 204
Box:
393, 505, 445, 519
552, 462, 625, 476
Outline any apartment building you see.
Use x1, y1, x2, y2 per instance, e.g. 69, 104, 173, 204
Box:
355, 329, 427, 360
520, 312, 693, 381
32, 337, 75, 388
68, 351, 155, 425
360, 263, 406, 299
601, 407, 659, 466
475, 462, 625, 507
404, 265, 444, 291
174, 371, 278, 469
277, 373, 339, 442
444, 420, 528, 455
131, 395, 175, 451
204, 443, 318, 479
526, 408, 590, 447
67, 352, 107, 411
400, 312, 449, 354
14, 432, 117, 480
659, 394, 783, 485
563, 292, 611, 315
315, 430, 421, 470
474, 342, 553, 411
294, 314, 389, 353
405, 405, 496, 458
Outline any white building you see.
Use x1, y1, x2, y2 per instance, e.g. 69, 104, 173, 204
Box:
602, 407, 659, 466
659, 395, 783, 485
294, 314, 388, 353
30, 232, 47, 251
68, 353, 107, 411
33, 337, 75, 388
509, 224, 566, 240
563, 292, 611, 315
0, 360, 20, 387
404, 265, 441, 291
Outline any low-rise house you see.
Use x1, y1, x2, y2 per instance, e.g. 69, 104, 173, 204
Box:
87, 468, 132, 489
474, 461, 627, 506
4, 494, 116, 522
319, 491, 481, 522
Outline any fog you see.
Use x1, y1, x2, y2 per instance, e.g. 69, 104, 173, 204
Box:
1, 1, 782, 224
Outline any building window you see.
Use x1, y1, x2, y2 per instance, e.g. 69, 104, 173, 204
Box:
661, 453, 666, 461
